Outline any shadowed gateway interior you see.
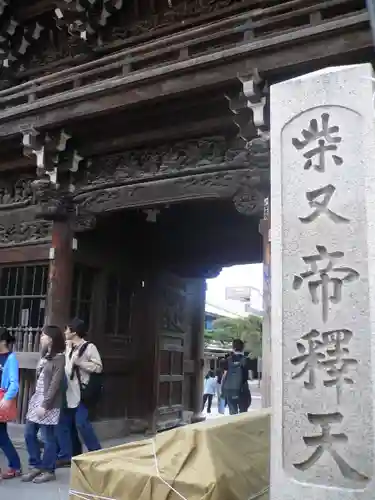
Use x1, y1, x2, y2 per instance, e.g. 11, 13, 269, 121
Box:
79, 198, 262, 277
69, 198, 262, 428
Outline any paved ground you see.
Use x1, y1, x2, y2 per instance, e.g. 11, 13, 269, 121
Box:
1, 381, 262, 499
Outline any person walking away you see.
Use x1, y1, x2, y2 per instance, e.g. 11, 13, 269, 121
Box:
22, 325, 66, 484
0, 328, 21, 479
202, 370, 216, 414
221, 339, 252, 415
215, 367, 225, 415
56, 318, 102, 467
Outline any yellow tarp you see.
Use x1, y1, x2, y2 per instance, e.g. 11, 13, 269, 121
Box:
69, 408, 270, 500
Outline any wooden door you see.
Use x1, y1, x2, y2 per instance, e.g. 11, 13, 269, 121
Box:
155, 272, 194, 431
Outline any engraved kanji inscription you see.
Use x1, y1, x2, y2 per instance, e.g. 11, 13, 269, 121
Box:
320, 329, 357, 404
293, 246, 359, 322
294, 413, 368, 483
291, 328, 358, 403
291, 329, 325, 390
299, 184, 349, 224
292, 113, 343, 172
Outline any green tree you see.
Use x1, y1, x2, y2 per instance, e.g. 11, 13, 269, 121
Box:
211, 315, 263, 357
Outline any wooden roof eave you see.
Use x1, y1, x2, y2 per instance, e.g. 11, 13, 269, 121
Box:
0, 9, 370, 143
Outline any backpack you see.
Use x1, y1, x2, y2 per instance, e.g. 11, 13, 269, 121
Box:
74, 342, 103, 408
221, 355, 246, 399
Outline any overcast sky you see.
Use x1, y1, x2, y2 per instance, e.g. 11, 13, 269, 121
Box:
205, 263, 263, 314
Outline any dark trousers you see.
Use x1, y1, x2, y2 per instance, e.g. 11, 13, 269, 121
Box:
25, 421, 57, 472
56, 420, 82, 458
227, 386, 252, 415
0, 422, 21, 470
202, 394, 213, 413
55, 403, 101, 461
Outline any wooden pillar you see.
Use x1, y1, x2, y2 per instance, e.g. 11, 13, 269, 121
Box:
259, 197, 271, 408
45, 220, 74, 328
191, 279, 206, 422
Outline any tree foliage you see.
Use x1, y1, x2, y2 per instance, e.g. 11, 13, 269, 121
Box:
210, 315, 263, 357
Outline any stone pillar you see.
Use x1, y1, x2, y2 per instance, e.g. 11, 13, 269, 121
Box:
271, 64, 375, 499
260, 198, 271, 408
45, 220, 74, 328
191, 279, 206, 423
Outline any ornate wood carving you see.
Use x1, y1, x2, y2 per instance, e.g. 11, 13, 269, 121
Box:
112, 0, 242, 40
72, 134, 269, 220
0, 219, 52, 247
74, 166, 268, 216
70, 210, 96, 232
19, 0, 246, 75
0, 176, 35, 210
54, 0, 123, 45
76, 135, 267, 190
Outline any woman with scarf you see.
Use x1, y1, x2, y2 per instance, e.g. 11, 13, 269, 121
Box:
22, 325, 65, 484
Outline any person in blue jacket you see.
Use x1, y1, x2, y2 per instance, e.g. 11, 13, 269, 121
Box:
0, 328, 21, 479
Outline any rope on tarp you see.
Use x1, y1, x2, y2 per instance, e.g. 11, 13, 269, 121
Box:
68, 437, 189, 500
247, 486, 270, 500
69, 438, 269, 500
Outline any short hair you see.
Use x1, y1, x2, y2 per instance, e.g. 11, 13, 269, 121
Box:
233, 338, 244, 352
43, 325, 66, 358
67, 318, 87, 338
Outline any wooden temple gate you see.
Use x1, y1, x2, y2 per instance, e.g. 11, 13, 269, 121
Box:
0, 0, 371, 435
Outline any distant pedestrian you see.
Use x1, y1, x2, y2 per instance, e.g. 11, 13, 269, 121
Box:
221, 339, 252, 415
202, 370, 217, 414
0, 328, 21, 479
215, 368, 225, 415
22, 325, 66, 484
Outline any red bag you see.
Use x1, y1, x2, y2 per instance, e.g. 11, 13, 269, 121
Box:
0, 388, 17, 423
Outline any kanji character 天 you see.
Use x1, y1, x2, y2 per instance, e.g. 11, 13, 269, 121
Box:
294, 412, 368, 483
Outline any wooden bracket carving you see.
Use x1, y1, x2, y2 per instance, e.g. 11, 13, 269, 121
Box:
21, 127, 85, 221
0, 17, 44, 73
70, 209, 96, 232
21, 127, 85, 184
232, 166, 268, 217
225, 68, 269, 145
55, 0, 123, 44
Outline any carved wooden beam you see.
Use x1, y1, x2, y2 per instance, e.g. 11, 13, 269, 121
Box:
73, 167, 269, 217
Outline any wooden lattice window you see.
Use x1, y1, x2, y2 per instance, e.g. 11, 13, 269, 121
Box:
70, 265, 96, 329
104, 274, 133, 339
0, 264, 48, 352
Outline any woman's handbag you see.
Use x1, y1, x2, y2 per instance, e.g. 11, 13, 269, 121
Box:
0, 388, 17, 422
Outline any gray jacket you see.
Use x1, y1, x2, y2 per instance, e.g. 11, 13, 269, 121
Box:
36, 352, 65, 410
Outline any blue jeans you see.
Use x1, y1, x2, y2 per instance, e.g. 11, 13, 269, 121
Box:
25, 421, 57, 472
0, 422, 21, 470
56, 403, 101, 460
218, 396, 226, 415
